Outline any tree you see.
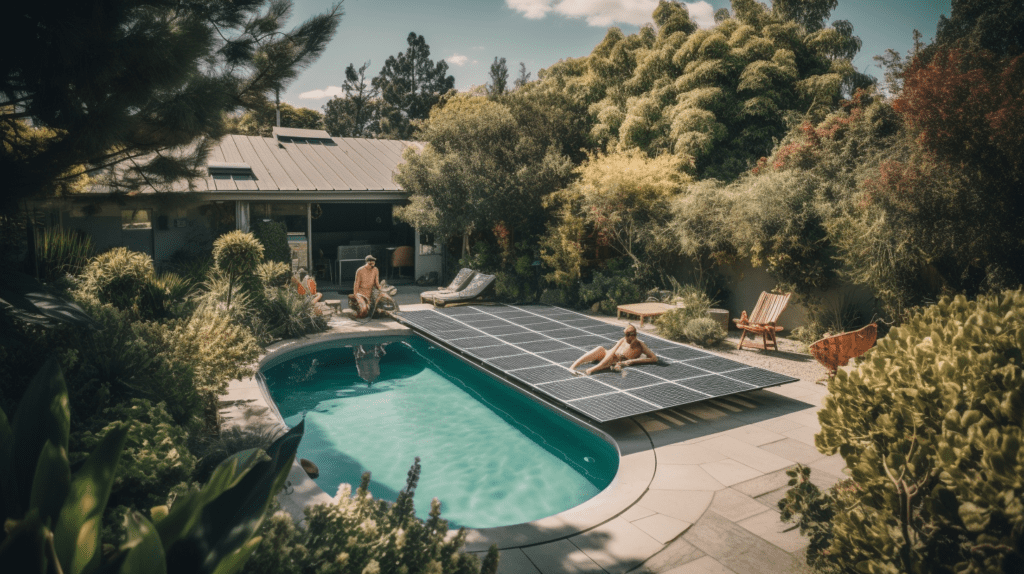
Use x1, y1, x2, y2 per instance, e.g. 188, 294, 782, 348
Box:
395, 95, 573, 257
0, 0, 342, 209
323, 62, 380, 137
230, 102, 324, 137
488, 57, 509, 97
514, 62, 532, 89
372, 32, 456, 139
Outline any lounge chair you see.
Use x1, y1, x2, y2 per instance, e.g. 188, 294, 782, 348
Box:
734, 291, 791, 351
428, 273, 496, 307
419, 268, 477, 303
809, 323, 877, 376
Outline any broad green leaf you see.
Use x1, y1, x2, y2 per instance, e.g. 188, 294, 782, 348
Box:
119, 512, 166, 574
154, 448, 266, 550
10, 358, 70, 519
29, 440, 71, 525
209, 536, 261, 574
53, 422, 128, 574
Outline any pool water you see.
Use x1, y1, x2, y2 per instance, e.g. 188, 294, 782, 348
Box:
263, 336, 618, 528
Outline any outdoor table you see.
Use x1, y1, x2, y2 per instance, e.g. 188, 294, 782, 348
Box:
616, 302, 675, 327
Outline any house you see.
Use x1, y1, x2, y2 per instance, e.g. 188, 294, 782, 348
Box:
33, 127, 440, 283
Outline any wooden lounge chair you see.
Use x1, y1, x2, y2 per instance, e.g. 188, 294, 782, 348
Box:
734, 291, 791, 351
809, 323, 877, 376
420, 268, 477, 303
428, 273, 496, 307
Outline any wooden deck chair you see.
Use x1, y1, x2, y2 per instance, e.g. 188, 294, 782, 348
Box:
429, 273, 496, 307
420, 268, 477, 303
809, 323, 877, 376
734, 292, 791, 351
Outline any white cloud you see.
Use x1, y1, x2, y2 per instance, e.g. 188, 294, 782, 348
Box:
299, 86, 344, 100
448, 53, 469, 66
506, 0, 715, 28
507, 0, 553, 19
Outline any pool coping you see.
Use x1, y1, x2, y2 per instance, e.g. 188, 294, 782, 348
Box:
223, 322, 657, 551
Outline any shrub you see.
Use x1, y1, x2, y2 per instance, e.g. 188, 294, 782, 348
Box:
72, 399, 197, 512
682, 317, 726, 347
251, 219, 290, 263
579, 266, 644, 314
37, 226, 94, 282
244, 458, 499, 574
77, 247, 156, 313
539, 288, 566, 306
252, 287, 328, 344
256, 260, 292, 288
802, 289, 1024, 574
212, 231, 264, 310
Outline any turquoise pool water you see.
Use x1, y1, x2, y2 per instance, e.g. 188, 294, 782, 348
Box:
263, 336, 618, 528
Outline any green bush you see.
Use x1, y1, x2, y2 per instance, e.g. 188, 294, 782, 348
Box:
579, 266, 643, 314
252, 287, 328, 344
213, 231, 264, 310
244, 459, 499, 574
37, 226, 95, 282
539, 288, 566, 306
682, 317, 726, 347
77, 247, 157, 314
798, 289, 1024, 574
257, 261, 292, 288
73, 399, 197, 512
251, 220, 290, 263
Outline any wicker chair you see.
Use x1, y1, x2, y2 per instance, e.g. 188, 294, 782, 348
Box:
734, 292, 791, 351
390, 245, 414, 278
809, 323, 878, 376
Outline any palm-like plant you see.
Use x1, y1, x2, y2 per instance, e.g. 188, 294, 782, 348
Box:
212, 231, 264, 310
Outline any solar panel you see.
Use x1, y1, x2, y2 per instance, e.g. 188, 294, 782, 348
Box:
397, 304, 797, 422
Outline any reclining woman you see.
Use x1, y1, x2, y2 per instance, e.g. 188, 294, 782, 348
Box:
570, 324, 658, 375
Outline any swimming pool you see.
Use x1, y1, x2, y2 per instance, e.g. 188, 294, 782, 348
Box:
262, 335, 619, 528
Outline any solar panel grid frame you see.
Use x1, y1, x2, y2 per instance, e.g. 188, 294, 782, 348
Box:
397, 305, 797, 422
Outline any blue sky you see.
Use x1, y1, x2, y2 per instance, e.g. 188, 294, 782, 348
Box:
283, 0, 951, 107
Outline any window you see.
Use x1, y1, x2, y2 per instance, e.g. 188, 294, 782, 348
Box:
122, 209, 152, 230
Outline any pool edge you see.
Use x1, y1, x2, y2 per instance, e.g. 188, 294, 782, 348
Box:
225, 325, 656, 550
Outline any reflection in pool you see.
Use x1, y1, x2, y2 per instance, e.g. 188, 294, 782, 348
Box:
262, 336, 618, 528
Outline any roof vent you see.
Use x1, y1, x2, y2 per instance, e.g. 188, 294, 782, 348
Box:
272, 126, 336, 145
207, 162, 255, 180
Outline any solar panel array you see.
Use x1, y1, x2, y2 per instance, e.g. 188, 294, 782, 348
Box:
397, 305, 797, 422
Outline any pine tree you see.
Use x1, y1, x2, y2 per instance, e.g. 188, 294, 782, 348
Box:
514, 63, 532, 89
372, 33, 455, 140
0, 0, 342, 209
323, 62, 380, 137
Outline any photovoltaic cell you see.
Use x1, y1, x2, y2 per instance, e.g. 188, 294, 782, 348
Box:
536, 378, 616, 401
629, 383, 708, 407
397, 305, 797, 423
485, 354, 550, 371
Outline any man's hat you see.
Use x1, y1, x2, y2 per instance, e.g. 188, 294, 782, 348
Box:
365, 254, 376, 262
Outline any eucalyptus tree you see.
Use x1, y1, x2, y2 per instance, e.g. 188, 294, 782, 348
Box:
488, 57, 509, 97
0, 0, 341, 209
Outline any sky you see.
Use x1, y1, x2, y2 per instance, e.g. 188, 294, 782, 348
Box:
282, 0, 951, 107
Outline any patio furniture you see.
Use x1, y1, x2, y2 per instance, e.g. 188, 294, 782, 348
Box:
337, 244, 372, 282
616, 302, 675, 327
734, 291, 791, 351
391, 245, 414, 278
420, 268, 477, 303
810, 323, 878, 376
428, 273, 496, 307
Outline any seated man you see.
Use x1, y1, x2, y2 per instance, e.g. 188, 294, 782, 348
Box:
570, 324, 658, 375
297, 269, 322, 303
349, 255, 380, 318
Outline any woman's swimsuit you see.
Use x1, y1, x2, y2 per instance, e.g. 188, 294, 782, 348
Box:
614, 340, 644, 361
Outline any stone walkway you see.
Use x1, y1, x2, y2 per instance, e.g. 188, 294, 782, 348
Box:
221, 285, 843, 574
